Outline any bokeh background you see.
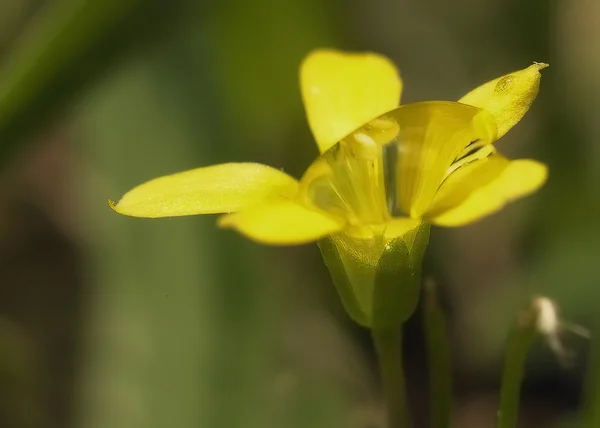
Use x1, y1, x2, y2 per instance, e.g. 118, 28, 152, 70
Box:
0, 0, 598, 427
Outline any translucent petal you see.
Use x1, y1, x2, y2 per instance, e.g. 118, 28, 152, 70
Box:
389, 102, 497, 217
429, 158, 548, 227
111, 163, 299, 218
298, 127, 391, 226
218, 201, 344, 245
459, 63, 548, 139
300, 49, 402, 154
297, 102, 497, 224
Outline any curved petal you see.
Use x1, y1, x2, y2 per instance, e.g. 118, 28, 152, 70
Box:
458, 63, 548, 139
218, 201, 344, 245
424, 154, 509, 218
387, 102, 497, 217
300, 49, 402, 154
110, 163, 299, 218
428, 158, 548, 227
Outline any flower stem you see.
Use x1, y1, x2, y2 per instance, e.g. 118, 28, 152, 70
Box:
372, 326, 411, 428
584, 322, 600, 428
423, 281, 452, 428
496, 304, 538, 428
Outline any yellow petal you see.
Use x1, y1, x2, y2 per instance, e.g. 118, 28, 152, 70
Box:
300, 49, 402, 154
429, 158, 548, 227
458, 63, 548, 139
425, 154, 509, 218
218, 201, 344, 245
111, 163, 299, 218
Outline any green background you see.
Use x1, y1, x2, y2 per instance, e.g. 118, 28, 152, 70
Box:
0, 0, 597, 427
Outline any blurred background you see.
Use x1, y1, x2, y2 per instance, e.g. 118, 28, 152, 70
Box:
0, 0, 598, 427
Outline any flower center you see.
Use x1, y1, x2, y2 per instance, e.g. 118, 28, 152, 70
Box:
298, 118, 395, 227
298, 102, 497, 227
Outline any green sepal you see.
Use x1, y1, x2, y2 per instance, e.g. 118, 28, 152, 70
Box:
371, 223, 430, 328
405, 222, 430, 270
318, 236, 370, 326
318, 223, 430, 329
371, 237, 415, 328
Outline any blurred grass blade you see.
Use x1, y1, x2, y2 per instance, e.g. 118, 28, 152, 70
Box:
584, 323, 600, 428
75, 0, 348, 425
423, 280, 452, 428
0, 0, 169, 163
496, 299, 541, 428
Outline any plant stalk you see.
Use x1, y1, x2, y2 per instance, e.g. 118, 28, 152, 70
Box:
496, 303, 538, 428
372, 327, 411, 428
423, 281, 452, 428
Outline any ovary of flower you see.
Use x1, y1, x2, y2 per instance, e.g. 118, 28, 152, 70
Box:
110, 50, 549, 247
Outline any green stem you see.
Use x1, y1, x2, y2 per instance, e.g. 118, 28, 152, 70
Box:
496, 306, 538, 428
423, 282, 452, 428
584, 322, 600, 428
372, 327, 411, 428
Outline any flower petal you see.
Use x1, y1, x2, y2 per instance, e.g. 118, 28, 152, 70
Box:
111, 163, 299, 218
428, 157, 548, 227
300, 49, 402, 154
218, 201, 344, 245
424, 154, 509, 218
458, 63, 548, 139
388, 101, 497, 217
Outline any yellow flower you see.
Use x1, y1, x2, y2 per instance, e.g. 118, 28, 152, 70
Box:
110, 50, 548, 327
110, 50, 547, 240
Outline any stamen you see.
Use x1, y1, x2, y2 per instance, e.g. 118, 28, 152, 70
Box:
354, 132, 376, 147
444, 144, 496, 179
456, 140, 487, 160
300, 126, 392, 227
352, 132, 380, 159
382, 141, 400, 216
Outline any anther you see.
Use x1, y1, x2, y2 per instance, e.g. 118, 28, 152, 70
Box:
351, 132, 381, 160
